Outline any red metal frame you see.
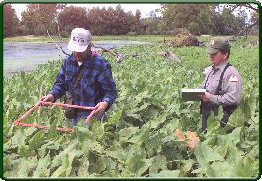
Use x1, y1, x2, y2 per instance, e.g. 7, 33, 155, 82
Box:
13, 101, 96, 133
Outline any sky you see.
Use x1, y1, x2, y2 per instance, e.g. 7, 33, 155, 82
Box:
10, 3, 162, 20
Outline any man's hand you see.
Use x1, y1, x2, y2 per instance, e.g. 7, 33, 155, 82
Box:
200, 92, 211, 102
41, 94, 55, 102
94, 101, 108, 115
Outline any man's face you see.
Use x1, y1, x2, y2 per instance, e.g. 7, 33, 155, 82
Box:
72, 48, 89, 62
208, 50, 228, 66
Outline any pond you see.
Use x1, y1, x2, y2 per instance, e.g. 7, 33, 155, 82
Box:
4, 40, 150, 77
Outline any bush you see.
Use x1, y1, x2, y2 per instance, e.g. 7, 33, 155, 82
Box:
188, 22, 201, 36
60, 31, 70, 38
168, 28, 191, 36
126, 31, 137, 36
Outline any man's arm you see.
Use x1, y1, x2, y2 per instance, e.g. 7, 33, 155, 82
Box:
48, 60, 68, 102
97, 63, 117, 111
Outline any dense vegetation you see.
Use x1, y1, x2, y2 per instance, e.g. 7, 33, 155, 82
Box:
3, 3, 259, 37
3, 36, 259, 178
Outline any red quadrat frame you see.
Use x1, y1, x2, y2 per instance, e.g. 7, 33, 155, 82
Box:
13, 101, 96, 133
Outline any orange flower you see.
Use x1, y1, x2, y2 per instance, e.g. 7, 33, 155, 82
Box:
174, 129, 185, 141
186, 131, 200, 149
187, 140, 196, 149
186, 131, 199, 141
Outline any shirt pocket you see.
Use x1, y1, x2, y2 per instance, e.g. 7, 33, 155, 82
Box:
65, 72, 74, 88
81, 77, 96, 97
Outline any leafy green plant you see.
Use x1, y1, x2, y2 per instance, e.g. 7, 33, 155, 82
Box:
3, 36, 259, 178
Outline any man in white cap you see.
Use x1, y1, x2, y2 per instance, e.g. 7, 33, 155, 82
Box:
42, 28, 117, 128
199, 37, 242, 133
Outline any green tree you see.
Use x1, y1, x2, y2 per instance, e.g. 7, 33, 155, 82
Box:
87, 7, 110, 35
162, 4, 208, 30
141, 17, 162, 35
161, 4, 247, 35
58, 6, 89, 33
135, 9, 141, 34
112, 5, 135, 35
87, 5, 135, 35
221, 8, 246, 35
21, 4, 38, 35
3, 3, 20, 37
21, 4, 62, 35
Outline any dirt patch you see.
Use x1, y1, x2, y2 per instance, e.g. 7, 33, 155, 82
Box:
168, 29, 202, 47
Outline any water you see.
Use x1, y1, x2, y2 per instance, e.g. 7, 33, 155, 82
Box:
4, 40, 149, 76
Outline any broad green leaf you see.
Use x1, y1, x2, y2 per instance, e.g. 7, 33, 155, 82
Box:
226, 145, 244, 164
128, 121, 150, 145
37, 139, 59, 158
93, 156, 107, 174
150, 115, 167, 129
194, 142, 224, 168
181, 159, 194, 176
206, 161, 234, 177
84, 140, 104, 154
32, 153, 51, 177
74, 126, 95, 142
51, 154, 71, 177
149, 170, 180, 177
50, 141, 78, 168
105, 149, 125, 161
28, 131, 45, 150
77, 155, 90, 176
149, 155, 167, 174
3, 156, 12, 172
24, 127, 37, 137
16, 157, 38, 177
206, 116, 220, 132
5, 130, 27, 149
227, 127, 243, 146
19, 145, 33, 157
212, 145, 228, 158
118, 126, 139, 138
46, 120, 59, 139
106, 109, 123, 124
92, 121, 105, 140
235, 155, 256, 177
145, 132, 163, 156
127, 154, 152, 176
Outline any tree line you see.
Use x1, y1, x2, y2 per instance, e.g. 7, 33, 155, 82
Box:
3, 3, 259, 38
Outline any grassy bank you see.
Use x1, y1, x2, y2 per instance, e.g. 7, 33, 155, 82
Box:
4, 35, 172, 43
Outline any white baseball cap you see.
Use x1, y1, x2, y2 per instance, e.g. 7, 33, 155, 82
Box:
67, 28, 91, 52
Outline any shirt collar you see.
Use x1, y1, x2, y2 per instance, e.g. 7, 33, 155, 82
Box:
69, 52, 93, 66
213, 59, 229, 71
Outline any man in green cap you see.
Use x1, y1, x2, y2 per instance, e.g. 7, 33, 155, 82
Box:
199, 37, 242, 133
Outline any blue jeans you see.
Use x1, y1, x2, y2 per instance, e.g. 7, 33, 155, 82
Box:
72, 111, 108, 130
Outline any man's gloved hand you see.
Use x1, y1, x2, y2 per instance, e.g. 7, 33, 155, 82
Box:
94, 101, 108, 115
41, 94, 55, 102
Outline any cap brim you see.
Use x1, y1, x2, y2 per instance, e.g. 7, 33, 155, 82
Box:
207, 47, 219, 55
67, 40, 88, 52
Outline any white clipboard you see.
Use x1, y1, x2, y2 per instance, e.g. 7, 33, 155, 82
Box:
181, 89, 206, 101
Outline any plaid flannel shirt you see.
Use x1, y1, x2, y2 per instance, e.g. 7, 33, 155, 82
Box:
49, 54, 117, 115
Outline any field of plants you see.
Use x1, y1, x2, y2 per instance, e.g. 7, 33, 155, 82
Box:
3, 36, 259, 178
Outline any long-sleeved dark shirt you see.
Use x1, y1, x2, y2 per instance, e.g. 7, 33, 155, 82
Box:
49, 54, 117, 117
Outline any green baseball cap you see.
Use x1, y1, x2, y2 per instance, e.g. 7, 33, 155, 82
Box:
207, 37, 230, 54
